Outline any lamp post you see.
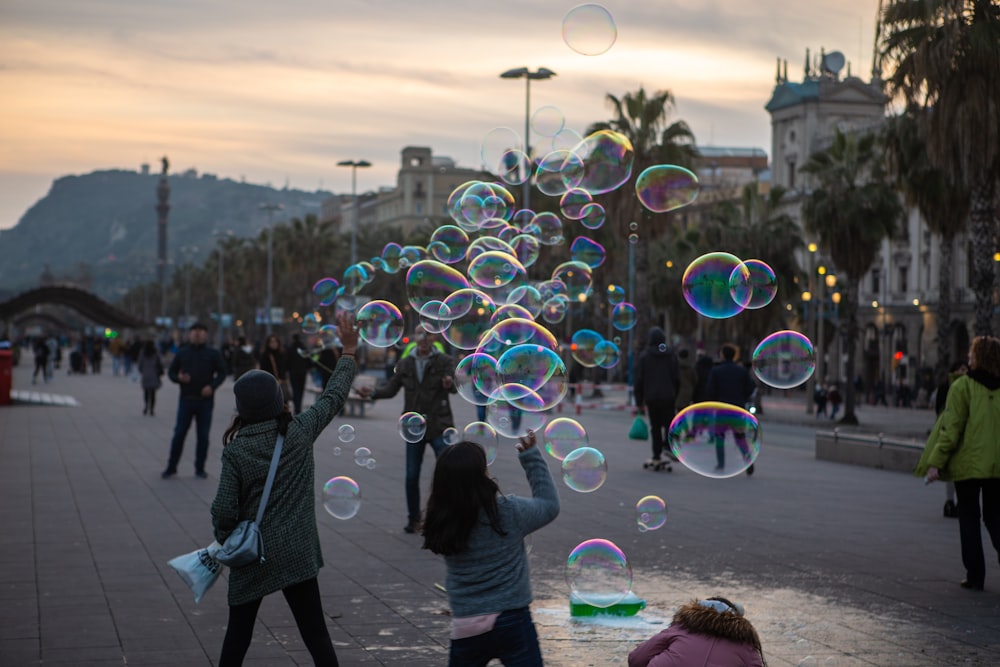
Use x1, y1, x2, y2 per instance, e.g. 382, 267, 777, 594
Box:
805, 243, 818, 414
831, 288, 842, 383
179, 245, 198, 328
259, 203, 284, 335
336, 159, 372, 267
213, 229, 234, 348
499, 67, 557, 212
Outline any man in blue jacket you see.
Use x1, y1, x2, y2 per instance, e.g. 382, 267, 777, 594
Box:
706, 343, 758, 475
163, 322, 228, 479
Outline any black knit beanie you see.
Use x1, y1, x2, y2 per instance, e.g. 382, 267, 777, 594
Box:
233, 370, 284, 423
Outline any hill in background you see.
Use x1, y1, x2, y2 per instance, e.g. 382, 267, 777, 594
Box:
0, 167, 333, 301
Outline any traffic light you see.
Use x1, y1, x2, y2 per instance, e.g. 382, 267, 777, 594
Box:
894, 351, 904, 362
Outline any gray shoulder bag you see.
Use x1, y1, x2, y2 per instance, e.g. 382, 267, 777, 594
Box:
216, 435, 284, 568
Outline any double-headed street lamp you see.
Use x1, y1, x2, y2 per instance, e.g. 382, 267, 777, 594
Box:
337, 159, 372, 266
259, 203, 284, 335
499, 67, 556, 212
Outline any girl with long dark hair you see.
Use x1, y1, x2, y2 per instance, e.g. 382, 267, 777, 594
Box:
137, 340, 163, 415
422, 432, 559, 666
211, 312, 360, 666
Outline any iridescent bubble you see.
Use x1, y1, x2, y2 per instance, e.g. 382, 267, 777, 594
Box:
353, 447, 372, 466
538, 279, 568, 301
578, 202, 606, 230
636, 495, 667, 531
486, 400, 547, 438
341, 263, 369, 296
611, 302, 637, 331
464, 421, 499, 466
468, 250, 525, 289
543, 418, 588, 461
478, 317, 559, 356
332, 446, 341, 456
560, 188, 593, 220
442, 426, 461, 445
365, 458, 377, 470
682, 252, 752, 319
606, 284, 625, 306
428, 225, 470, 265
355, 300, 404, 348
594, 339, 620, 369
481, 128, 523, 180
571, 329, 604, 367
566, 538, 632, 608
338, 424, 356, 443
405, 259, 470, 312
561, 446, 607, 492
532, 105, 566, 138
490, 304, 534, 327
418, 299, 453, 335
506, 284, 544, 318
497, 344, 567, 411
455, 352, 500, 406
551, 127, 585, 153
301, 313, 320, 335
312, 277, 339, 307
381, 243, 403, 274
499, 149, 531, 186
570, 236, 606, 269
629, 221, 638, 232
635, 165, 700, 213
567, 130, 633, 195
322, 476, 361, 520
738, 258, 778, 309
752, 330, 816, 389
441, 288, 496, 350
628, 233, 638, 244
668, 402, 760, 478
399, 412, 427, 443
562, 4, 618, 56
541, 296, 568, 324
551, 261, 592, 301
535, 150, 583, 197
523, 211, 564, 246
466, 235, 517, 263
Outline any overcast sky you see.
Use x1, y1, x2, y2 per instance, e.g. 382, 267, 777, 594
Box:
0, 0, 880, 230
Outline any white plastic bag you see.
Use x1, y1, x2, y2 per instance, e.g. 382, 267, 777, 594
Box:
168, 541, 223, 604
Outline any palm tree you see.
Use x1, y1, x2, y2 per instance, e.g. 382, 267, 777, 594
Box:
881, 106, 970, 376
802, 130, 905, 425
586, 87, 696, 345
881, 0, 1000, 335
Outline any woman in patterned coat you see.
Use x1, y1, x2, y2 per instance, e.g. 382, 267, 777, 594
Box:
211, 311, 359, 666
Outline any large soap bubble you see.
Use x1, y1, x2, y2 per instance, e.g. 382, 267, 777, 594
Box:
668, 402, 760, 478
464, 421, 499, 466
566, 130, 633, 195
562, 4, 618, 56
752, 330, 815, 389
681, 252, 752, 319
543, 418, 588, 461
355, 300, 404, 348
635, 165, 700, 213
405, 260, 469, 311
636, 495, 667, 532
561, 446, 607, 492
322, 476, 361, 520
566, 538, 632, 608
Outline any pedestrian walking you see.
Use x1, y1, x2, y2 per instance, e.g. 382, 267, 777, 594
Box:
137, 340, 164, 416
211, 311, 361, 666
32, 338, 49, 384
634, 327, 681, 470
162, 323, 227, 479
827, 383, 842, 421
229, 336, 257, 381
422, 431, 559, 666
936, 360, 969, 519
917, 335, 1000, 591
706, 344, 757, 475
259, 334, 291, 410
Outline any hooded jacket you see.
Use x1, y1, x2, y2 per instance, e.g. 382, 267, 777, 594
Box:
635, 328, 681, 406
915, 370, 1000, 481
628, 600, 765, 667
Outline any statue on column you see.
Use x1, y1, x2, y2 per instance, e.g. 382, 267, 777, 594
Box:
161, 156, 169, 176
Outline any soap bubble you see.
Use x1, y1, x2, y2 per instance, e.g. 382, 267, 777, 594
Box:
301, 313, 320, 335
636, 495, 667, 531
380, 243, 403, 274
738, 258, 778, 309
486, 400, 547, 438
428, 225, 470, 265
571, 329, 605, 367
566, 538, 632, 608
455, 352, 500, 406
532, 105, 566, 138
353, 447, 372, 467
562, 4, 618, 56
441, 288, 496, 350
338, 424, 355, 443
355, 300, 404, 348
578, 202, 606, 230
752, 330, 815, 389
611, 302, 637, 331
594, 339, 621, 369
464, 421, 499, 465
499, 149, 531, 186
322, 476, 361, 520
468, 250, 525, 289
635, 165, 700, 213
561, 446, 607, 492
570, 236, 606, 268
332, 446, 341, 456
668, 402, 760, 478
405, 260, 470, 312
442, 427, 461, 445
682, 252, 752, 319
541, 296, 568, 324
560, 188, 593, 220
606, 284, 625, 305
566, 130, 633, 195
399, 412, 427, 443
543, 418, 588, 461
312, 277, 339, 307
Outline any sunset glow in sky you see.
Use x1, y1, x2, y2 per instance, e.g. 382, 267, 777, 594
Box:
0, 0, 880, 230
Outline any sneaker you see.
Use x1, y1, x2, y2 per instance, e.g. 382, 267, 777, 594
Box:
195, 470, 208, 479
943, 500, 959, 518
746, 464, 755, 476
403, 519, 422, 534
161, 469, 177, 479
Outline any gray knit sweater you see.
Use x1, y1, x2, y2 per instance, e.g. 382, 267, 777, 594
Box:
444, 446, 560, 617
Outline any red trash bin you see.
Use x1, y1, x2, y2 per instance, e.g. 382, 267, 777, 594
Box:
0, 349, 12, 405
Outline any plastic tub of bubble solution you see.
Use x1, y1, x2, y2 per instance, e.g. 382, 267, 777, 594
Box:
569, 592, 645, 617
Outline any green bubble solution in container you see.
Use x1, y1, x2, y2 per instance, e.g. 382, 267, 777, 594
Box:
569, 591, 646, 617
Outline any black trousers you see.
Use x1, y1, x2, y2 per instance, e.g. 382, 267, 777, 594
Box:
954, 479, 1000, 587
645, 399, 676, 460
219, 577, 339, 667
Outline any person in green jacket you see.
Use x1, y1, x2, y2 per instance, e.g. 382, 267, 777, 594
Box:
211, 311, 360, 666
916, 335, 1000, 591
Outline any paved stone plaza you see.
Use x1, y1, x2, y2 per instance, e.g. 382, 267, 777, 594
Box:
2, 360, 999, 666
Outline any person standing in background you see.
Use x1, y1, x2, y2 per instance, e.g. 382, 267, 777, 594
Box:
137, 340, 164, 416
286, 333, 312, 415
634, 327, 680, 468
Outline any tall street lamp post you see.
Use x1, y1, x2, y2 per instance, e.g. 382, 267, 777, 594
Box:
213, 229, 234, 348
499, 67, 556, 212
804, 243, 818, 414
336, 160, 372, 267
259, 203, 284, 335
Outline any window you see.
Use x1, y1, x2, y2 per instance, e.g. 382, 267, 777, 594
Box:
871, 268, 880, 293
898, 266, 908, 293
787, 160, 796, 189
415, 202, 423, 214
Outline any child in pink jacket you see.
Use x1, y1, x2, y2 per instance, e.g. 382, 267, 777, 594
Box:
628, 597, 767, 667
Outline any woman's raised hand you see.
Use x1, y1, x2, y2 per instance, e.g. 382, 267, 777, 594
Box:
516, 429, 537, 453
336, 311, 360, 354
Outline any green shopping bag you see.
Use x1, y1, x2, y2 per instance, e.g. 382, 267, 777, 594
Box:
629, 416, 649, 440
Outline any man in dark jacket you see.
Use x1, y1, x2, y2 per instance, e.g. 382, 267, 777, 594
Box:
163, 322, 228, 479
706, 343, 757, 475
371, 330, 457, 533
634, 327, 681, 466
286, 334, 313, 415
